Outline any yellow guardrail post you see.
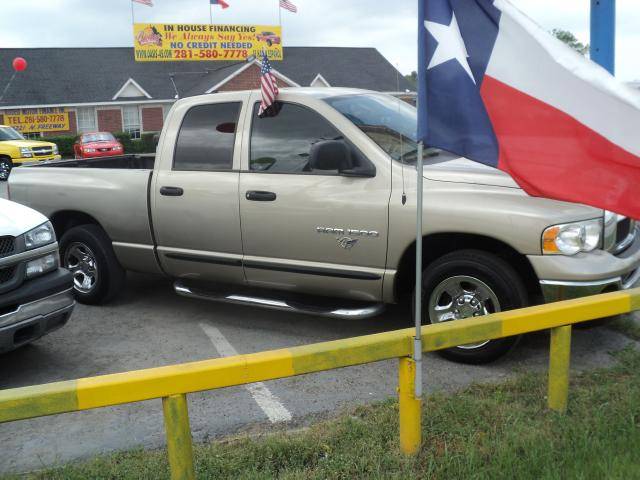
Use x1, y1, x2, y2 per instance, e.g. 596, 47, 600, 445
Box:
162, 394, 196, 480
398, 357, 421, 456
548, 325, 572, 413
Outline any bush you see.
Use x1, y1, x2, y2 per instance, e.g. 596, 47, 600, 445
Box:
140, 132, 159, 153
113, 132, 134, 153
44, 132, 157, 157
45, 135, 78, 157
113, 132, 158, 154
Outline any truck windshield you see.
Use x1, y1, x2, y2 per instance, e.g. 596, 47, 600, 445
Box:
0, 126, 25, 141
323, 93, 423, 163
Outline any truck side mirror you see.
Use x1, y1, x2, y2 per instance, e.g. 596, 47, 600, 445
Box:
308, 140, 353, 172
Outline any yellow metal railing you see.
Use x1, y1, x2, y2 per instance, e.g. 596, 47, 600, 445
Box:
1, 288, 639, 479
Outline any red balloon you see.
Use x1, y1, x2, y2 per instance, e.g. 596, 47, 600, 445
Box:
12, 57, 27, 72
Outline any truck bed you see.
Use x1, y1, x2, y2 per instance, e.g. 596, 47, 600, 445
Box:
8, 154, 156, 249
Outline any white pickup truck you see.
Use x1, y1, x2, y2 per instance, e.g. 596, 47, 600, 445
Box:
0, 198, 74, 352
8, 88, 640, 362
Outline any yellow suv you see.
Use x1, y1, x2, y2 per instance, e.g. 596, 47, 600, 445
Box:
0, 125, 61, 181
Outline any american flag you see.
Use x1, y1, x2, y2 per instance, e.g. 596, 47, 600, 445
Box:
258, 52, 279, 117
279, 0, 297, 13
210, 0, 229, 8
133, 0, 153, 6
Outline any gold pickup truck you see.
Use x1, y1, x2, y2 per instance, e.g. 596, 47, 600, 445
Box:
7, 88, 640, 363
0, 125, 61, 181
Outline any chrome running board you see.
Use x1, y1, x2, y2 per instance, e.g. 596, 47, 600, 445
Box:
174, 281, 385, 320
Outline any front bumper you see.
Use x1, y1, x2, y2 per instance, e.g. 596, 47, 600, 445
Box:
540, 268, 640, 302
0, 268, 75, 353
530, 229, 640, 303
80, 150, 122, 159
13, 155, 61, 164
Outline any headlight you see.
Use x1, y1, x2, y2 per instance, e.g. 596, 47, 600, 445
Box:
20, 147, 33, 158
84, 148, 96, 153
24, 221, 56, 249
542, 219, 603, 255
26, 253, 59, 278
53, 145, 59, 155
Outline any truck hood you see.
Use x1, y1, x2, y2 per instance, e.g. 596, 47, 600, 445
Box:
423, 155, 519, 189
422, 154, 603, 220
0, 139, 56, 149
0, 198, 48, 237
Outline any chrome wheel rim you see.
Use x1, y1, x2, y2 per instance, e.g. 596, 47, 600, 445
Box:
0, 160, 10, 181
428, 275, 501, 350
64, 242, 98, 294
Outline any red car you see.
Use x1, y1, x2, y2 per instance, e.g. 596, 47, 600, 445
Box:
74, 132, 123, 159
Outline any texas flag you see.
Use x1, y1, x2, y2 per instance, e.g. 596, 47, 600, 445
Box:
417, 0, 640, 220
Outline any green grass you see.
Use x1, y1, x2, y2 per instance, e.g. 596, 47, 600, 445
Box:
608, 314, 640, 341
6, 348, 640, 480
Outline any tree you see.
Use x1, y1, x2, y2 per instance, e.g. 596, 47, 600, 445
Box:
552, 29, 589, 56
404, 71, 417, 89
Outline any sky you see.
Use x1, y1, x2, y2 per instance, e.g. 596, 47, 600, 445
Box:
0, 0, 638, 81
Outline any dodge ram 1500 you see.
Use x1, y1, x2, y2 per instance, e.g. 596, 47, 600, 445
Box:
8, 88, 640, 362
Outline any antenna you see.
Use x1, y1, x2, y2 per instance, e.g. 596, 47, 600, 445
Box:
396, 64, 407, 205
169, 75, 180, 99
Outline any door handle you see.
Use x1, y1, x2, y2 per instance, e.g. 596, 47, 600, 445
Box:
246, 190, 277, 202
160, 186, 184, 197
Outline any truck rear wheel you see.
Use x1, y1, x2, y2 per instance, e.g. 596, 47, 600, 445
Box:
0, 157, 13, 181
415, 249, 529, 364
59, 224, 125, 305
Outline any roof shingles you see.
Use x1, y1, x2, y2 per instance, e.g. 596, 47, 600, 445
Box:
0, 47, 411, 108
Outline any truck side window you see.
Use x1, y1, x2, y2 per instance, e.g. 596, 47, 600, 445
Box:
173, 102, 241, 171
250, 102, 343, 173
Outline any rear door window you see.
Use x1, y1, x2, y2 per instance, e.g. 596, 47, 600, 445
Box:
174, 102, 241, 171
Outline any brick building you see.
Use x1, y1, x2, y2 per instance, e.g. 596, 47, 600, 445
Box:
0, 47, 412, 139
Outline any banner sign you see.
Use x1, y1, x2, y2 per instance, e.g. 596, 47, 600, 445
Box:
4, 108, 70, 133
133, 23, 283, 62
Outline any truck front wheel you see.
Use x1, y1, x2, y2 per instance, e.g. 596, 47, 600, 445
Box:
59, 225, 125, 305
0, 157, 13, 181
416, 249, 529, 364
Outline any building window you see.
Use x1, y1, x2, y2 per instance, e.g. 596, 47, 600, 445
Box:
77, 107, 97, 133
123, 105, 141, 139
22, 132, 43, 139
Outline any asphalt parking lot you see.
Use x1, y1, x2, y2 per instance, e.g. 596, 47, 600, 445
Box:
1, 180, 638, 474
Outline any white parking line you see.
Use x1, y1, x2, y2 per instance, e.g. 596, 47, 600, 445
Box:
199, 323, 292, 423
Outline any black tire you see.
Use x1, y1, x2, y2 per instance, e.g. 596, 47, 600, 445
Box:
415, 250, 529, 364
59, 224, 125, 305
267, 39, 273, 46
0, 157, 13, 182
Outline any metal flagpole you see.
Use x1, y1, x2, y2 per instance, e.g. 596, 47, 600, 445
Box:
209, 3, 214, 25
414, 142, 423, 399
413, 0, 427, 400
130, 0, 135, 27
